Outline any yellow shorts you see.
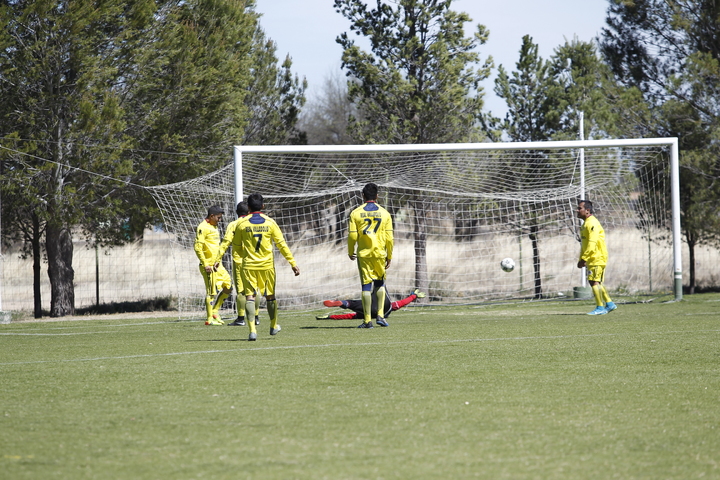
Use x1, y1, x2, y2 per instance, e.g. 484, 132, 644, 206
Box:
242, 268, 275, 297
586, 265, 606, 283
357, 257, 386, 286
199, 264, 232, 296
232, 261, 245, 292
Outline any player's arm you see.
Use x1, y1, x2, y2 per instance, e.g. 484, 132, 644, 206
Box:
271, 224, 300, 275
194, 227, 214, 273
193, 227, 208, 266
213, 221, 235, 264
231, 230, 245, 264
347, 216, 358, 260
384, 213, 394, 266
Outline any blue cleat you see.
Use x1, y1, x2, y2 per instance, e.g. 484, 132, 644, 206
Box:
357, 321, 374, 329
605, 302, 617, 313
587, 306, 607, 315
376, 317, 389, 327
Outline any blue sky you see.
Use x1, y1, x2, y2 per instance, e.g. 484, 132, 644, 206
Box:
253, 0, 609, 117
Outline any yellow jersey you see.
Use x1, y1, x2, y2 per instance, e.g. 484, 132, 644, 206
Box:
215, 217, 245, 265
579, 215, 608, 266
348, 201, 394, 260
193, 219, 221, 268
234, 212, 297, 270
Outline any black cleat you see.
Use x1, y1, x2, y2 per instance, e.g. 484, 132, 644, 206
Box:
357, 321, 374, 329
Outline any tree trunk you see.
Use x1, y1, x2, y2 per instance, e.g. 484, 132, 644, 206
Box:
529, 224, 542, 299
46, 221, 75, 317
412, 198, 429, 302
31, 212, 43, 318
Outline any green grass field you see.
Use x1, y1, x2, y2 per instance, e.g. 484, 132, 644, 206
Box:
2, 294, 719, 479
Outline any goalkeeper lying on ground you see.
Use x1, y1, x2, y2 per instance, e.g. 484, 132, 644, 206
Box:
316, 289, 425, 321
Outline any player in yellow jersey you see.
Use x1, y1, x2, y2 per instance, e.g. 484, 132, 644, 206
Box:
347, 183, 394, 328
194, 205, 232, 325
213, 201, 261, 327
234, 193, 300, 341
577, 199, 617, 315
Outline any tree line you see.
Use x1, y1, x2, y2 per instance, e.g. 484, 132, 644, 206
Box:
1, 0, 718, 316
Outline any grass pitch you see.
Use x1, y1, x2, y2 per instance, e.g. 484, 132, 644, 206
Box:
1, 294, 719, 479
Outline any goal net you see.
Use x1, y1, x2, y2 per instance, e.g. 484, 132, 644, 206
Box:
147, 139, 681, 319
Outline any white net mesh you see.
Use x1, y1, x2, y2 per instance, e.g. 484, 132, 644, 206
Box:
147, 142, 675, 318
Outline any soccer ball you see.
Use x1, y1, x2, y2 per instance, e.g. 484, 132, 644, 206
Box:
500, 257, 515, 272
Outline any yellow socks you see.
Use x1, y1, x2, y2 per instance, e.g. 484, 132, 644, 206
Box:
376, 286, 386, 319
267, 299, 278, 329
245, 299, 256, 333
361, 291, 372, 324
205, 295, 214, 320
212, 290, 229, 315
237, 294, 247, 318
600, 285, 612, 304
591, 284, 603, 307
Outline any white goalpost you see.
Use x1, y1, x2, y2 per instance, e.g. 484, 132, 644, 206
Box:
148, 138, 681, 319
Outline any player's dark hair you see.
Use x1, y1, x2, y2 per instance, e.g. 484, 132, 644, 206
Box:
236, 201, 249, 216
362, 182, 378, 200
579, 199, 594, 214
247, 193, 264, 212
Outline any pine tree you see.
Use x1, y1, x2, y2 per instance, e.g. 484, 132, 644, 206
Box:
334, 0, 492, 295
335, 0, 492, 144
0, 0, 156, 316
493, 35, 558, 142
0, 0, 273, 316
600, 0, 720, 292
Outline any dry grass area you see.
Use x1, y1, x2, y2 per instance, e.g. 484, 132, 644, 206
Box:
2, 228, 718, 315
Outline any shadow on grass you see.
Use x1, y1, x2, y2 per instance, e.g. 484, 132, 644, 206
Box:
185, 338, 246, 342
301, 325, 361, 330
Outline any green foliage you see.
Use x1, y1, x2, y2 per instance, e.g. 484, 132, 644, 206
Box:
0, 0, 158, 315
493, 35, 558, 142
1, 0, 306, 316
123, 0, 256, 187
491, 35, 645, 142
0, 0, 147, 240
123, 0, 307, 230
2, 295, 720, 478
334, 0, 492, 144
600, 0, 720, 289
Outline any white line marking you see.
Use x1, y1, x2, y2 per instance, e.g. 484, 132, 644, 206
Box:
0, 332, 102, 336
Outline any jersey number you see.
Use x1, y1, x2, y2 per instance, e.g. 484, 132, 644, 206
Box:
362, 218, 381, 235
253, 234, 263, 252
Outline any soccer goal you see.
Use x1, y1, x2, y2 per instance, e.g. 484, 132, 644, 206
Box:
147, 138, 681, 319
